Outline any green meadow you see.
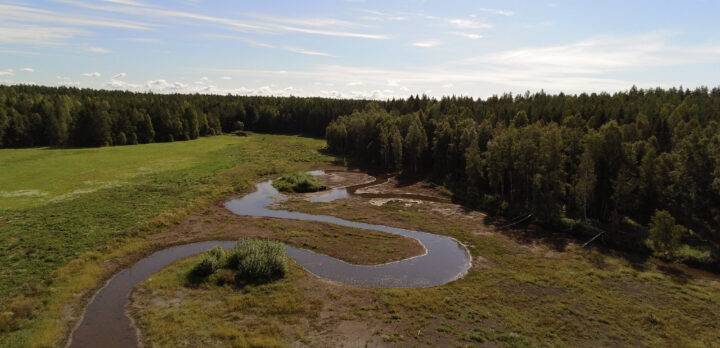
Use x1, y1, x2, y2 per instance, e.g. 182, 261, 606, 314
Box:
0, 134, 331, 347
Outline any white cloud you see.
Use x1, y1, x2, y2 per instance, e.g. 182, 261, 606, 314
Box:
56, 75, 80, 86
220, 76, 232, 80
0, 69, 14, 76
0, 4, 152, 31
55, 1, 390, 40
447, 19, 493, 30
202, 34, 334, 57
458, 34, 720, 77
412, 40, 440, 48
477, 8, 514, 16
105, 78, 139, 90
82, 72, 101, 77
87, 46, 111, 53
21, 68, 35, 72
120, 37, 159, 43
0, 24, 84, 45
113, 72, 127, 78
356, 9, 406, 22
285, 47, 335, 57
451, 32, 483, 40
200, 34, 275, 48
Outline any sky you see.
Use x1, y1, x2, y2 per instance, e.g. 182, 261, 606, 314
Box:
1, 0, 720, 99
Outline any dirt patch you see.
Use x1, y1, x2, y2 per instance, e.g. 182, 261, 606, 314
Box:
316, 171, 374, 190
150, 200, 425, 266
355, 176, 447, 200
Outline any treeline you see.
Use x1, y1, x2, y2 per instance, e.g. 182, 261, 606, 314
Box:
2, 84, 718, 264
0, 85, 369, 147
326, 87, 720, 263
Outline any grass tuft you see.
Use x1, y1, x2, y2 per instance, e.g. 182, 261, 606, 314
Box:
189, 239, 288, 286
272, 172, 326, 193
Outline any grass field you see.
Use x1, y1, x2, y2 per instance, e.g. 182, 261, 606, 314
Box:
0, 134, 332, 347
2, 134, 719, 347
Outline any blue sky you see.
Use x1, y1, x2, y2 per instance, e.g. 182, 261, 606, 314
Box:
1, 0, 720, 99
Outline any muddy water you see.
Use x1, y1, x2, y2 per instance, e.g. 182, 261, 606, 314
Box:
68, 173, 471, 348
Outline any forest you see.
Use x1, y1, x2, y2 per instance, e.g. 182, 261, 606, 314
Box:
1, 84, 718, 266
0, 85, 368, 147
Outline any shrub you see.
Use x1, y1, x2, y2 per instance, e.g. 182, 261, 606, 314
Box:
648, 210, 686, 259
272, 172, 326, 193
228, 239, 288, 284
191, 246, 226, 277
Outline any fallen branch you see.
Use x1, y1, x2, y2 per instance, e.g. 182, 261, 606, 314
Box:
581, 224, 607, 247
499, 214, 533, 230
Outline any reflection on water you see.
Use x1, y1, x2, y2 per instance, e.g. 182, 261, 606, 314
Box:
309, 188, 353, 202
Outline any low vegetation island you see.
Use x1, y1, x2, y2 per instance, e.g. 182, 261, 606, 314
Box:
272, 172, 327, 193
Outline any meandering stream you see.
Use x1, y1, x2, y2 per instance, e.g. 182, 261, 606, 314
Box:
67, 172, 471, 348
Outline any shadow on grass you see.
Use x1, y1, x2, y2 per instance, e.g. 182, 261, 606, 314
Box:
186, 269, 285, 289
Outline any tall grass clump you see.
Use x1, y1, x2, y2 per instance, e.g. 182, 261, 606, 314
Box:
191, 246, 226, 277
188, 239, 288, 286
272, 172, 326, 193
229, 239, 288, 284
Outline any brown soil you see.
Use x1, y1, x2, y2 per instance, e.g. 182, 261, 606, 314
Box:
149, 200, 424, 266
316, 171, 374, 190
355, 176, 448, 200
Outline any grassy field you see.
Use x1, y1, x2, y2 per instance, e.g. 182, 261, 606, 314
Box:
0, 134, 333, 347
3, 135, 719, 347
130, 189, 720, 347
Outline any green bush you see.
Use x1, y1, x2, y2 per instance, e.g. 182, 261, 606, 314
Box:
229, 239, 288, 284
191, 246, 226, 277
272, 172, 326, 193
189, 240, 288, 285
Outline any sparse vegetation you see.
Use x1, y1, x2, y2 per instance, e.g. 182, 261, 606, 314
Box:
272, 172, 326, 193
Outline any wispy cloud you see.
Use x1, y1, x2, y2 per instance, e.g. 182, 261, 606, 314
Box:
201, 34, 334, 56
356, 9, 407, 21
113, 72, 126, 78
55, 0, 390, 39
447, 18, 493, 30
285, 47, 335, 57
86, 46, 111, 53
412, 40, 440, 48
120, 37, 159, 43
200, 34, 275, 48
82, 72, 101, 77
451, 32, 483, 40
0, 69, 14, 76
477, 7, 514, 16
0, 24, 84, 45
21, 68, 35, 72
0, 4, 152, 31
